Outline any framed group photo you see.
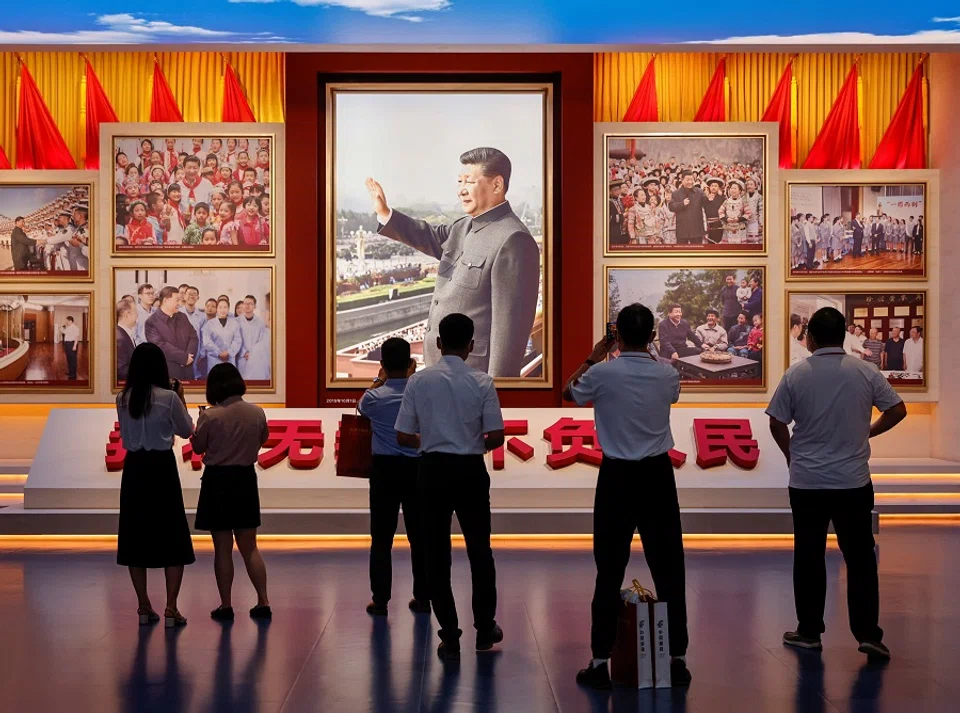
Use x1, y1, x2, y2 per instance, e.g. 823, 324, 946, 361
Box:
325, 78, 554, 389
600, 127, 770, 256
0, 172, 96, 282
786, 290, 927, 390
605, 266, 766, 390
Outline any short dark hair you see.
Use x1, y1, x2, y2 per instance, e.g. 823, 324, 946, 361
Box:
459, 147, 512, 192
186, 285, 200, 295
183, 155, 201, 167
159, 286, 179, 303
206, 362, 246, 406
616, 303, 654, 347
117, 300, 135, 321
66, 316, 74, 323
14, 216, 23, 223
137, 283, 153, 295
790, 313, 802, 329
807, 307, 846, 347
178, 283, 190, 290
705, 309, 719, 318
194, 202, 210, 213
381, 337, 411, 372
438, 313, 474, 351
244, 295, 257, 305
668, 303, 682, 313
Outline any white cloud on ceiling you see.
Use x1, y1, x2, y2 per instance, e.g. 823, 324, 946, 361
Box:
695, 18, 960, 44
288, 0, 451, 22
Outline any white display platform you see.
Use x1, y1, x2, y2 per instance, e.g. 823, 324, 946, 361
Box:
0, 407, 954, 535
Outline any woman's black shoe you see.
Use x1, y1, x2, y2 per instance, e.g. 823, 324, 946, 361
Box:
249, 605, 272, 619
576, 661, 612, 690
670, 658, 692, 686
210, 606, 235, 621
366, 601, 388, 616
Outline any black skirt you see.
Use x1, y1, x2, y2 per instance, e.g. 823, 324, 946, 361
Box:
194, 464, 262, 532
117, 449, 196, 568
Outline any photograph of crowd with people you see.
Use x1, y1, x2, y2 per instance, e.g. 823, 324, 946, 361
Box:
112, 136, 272, 253
0, 294, 90, 389
113, 268, 273, 389
606, 135, 766, 254
607, 267, 765, 387
788, 292, 925, 388
0, 184, 91, 278
788, 183, 925, 277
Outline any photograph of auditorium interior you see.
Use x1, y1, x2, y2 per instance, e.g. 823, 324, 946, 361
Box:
0, 293, 90, 388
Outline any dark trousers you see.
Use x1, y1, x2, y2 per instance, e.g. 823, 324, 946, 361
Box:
369, 455, 427, 607
853, 235, 863, 257
667, 344, 700, 359
806, 243, 817, 267
419, 453, 497, 642
591, 454, 688, 659
722, 316, 737, 334
63, 341, 77, 379
789, 484, 882, 643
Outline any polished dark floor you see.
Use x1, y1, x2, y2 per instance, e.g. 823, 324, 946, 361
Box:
0, 527, 958, 713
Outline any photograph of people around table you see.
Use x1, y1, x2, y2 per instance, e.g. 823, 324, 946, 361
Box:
605, 134, 766, 255
788, 183, 925, 278
112, 136, 272, 254
330, 86, 550, 386
0, 184, 91, 279
788, 291, 926, 389
0, 294, 91, 391
113, 267, 273, 391
606, 267, 765, 389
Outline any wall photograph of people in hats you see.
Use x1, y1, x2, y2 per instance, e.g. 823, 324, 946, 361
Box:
605, 134, 767, 255
111, 135, 274, 254
605, 266, 766, 390
0, 181, 93, 280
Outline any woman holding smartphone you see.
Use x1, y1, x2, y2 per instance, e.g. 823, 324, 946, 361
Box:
192, 363, 272, 621
116, 343, 195, 628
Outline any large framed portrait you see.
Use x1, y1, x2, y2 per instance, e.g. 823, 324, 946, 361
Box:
325, 79, 553, 388
0, 172, 96, 281
598, 126, 771, 256
112, 266, 275, 392
102, 124, 282, 256
605, 266, 766, 390
786, 290, 927, 391
0, 292, 93, 393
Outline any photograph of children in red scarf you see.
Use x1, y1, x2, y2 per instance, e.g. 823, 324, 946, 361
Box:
605, 134, 767, 255
112, 136, 272, 254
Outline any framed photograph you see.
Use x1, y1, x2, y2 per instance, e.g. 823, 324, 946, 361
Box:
104, 125, 281, 256
112, 266, 275, 392
604, 266, 766, 390
0, 292, 93, 393
325, 79, 553, 388
601, 130, 768, 255
0, 172, 95, 281
854, 307, 869, 318
786, 291, 927, 390
785, 171, 933, 280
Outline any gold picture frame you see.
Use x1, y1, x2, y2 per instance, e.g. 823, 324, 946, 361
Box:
324, 81, 554, 390
0, 290, 95, 394
603, 265, 767, 392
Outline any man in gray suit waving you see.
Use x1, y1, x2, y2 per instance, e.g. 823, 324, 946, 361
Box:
366, 147, 541, 378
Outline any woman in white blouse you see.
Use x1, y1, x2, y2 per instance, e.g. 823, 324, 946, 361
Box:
116, 342, 195, 628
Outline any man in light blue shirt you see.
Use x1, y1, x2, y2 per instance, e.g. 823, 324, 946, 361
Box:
563, 303, 690, 690
178, 286, 206, 379
357, 337, 427, 617
768, 306, 906, 661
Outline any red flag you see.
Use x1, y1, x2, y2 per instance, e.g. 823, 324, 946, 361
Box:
694, 58, 726, 122
16, 62, 76, 169
761, 61, 794, 169
0, 145, 10, 169
150, 61, 184, 123
803, 64, 860, 169
622, 57, 658, 122
869, 63, 926, 169
84, 59, 119, 170
222, 63, 257, 122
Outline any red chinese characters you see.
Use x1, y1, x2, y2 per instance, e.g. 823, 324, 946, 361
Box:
105, 422, 126, 471
543, 418, 604, 469
258, 420, 324, 469
692, 418, 759, 470
491, 420, 535, 470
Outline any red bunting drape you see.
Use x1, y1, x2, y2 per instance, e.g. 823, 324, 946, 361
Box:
694, 58, 726, 122
222, 63, 257, 122
869, 62, 926, 169
761, 61, 794, 169
803, 64, 861, 169
0, 145, 10, 170
84, 59, 119, 170
622, 57, 658, 122
150, 61, 184, 123
16, 61, 77, 170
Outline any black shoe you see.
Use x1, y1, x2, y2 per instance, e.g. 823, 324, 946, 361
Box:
210, 606, 235, 621
858, 640, 891, 661
670, 658, 692, 686
249, 605, 272, 620
365, 601, 388, 616
476, 624, 504, 651
408, 598, 431, 614
576, 660, 612, 690
437, 640, 461, 661
782, 631, 823, 650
